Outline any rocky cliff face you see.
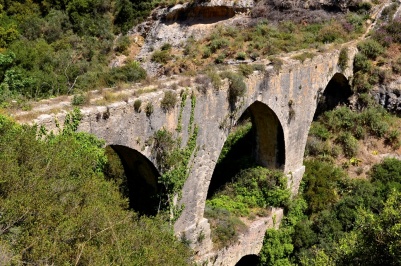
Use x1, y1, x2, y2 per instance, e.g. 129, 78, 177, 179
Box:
373, 76, 401, 114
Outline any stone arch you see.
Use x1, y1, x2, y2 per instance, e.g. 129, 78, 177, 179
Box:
207, 100, 285, 198
235, 254, 260, 266
314, 73, 353, 119
107, 145, 164, 216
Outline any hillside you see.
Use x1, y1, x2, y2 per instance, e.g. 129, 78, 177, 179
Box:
1, 0, 401, 265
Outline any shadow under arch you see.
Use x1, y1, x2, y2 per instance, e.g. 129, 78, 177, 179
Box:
235, 254, 260, 266
314, 73, 353, 120
106, 145, 164, 216
207, 100, 285, 198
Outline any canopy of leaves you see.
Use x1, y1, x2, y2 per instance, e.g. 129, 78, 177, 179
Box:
0, 114, 192, 265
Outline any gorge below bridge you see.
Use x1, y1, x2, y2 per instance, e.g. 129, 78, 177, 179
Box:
35, 46, 357, 265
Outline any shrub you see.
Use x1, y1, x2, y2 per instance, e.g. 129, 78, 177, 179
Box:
71, 94, 86, 106
353, 71, 372, 93
338, 48, 348, 71
209, 38, 229, 53
236, 52, 246, 60
151, 50, 171, 64
114, 35, 130, 54
145, 102, 153, 117
269, 57, 283, 73
222, 72, 247, 105
336, 132, 359, 158
204, 206, 247, 249
238, 64, 254, 77
206, 70, 222, 90
317, 22, 346, 43
357, 40, 384, 59
202, 47, 211, 58
195, 75, 211, 94
160, 43, 172, 51
392, 57, 401, 74
292, 52, 315, 63
353, 53, 371, 73
303, 160, 346, 214
160, 91, 177, 111
134, 99, 141, 112
214, 53, 226, 64
107, 61, 146, 85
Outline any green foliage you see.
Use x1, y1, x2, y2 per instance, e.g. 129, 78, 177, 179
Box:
71, 93, 86, 106
222, 71, 247, 106
160, 90, 177, 112
302, 160, 346, 214
357, 39, 384, 60
145, 102, 154, 117
292, 52, 315, 63
208, 167, 290, 216
106, 61, 147, 85
153, 92, 198, 221
151, 49, 171, 64
238, 64, 254, 77
0, 112, 192, 265
353, 52, 372, 72
338, 48, 348, 71
114, 35, 131, 53
134, 99, 142, 112
204, 206, 247, 249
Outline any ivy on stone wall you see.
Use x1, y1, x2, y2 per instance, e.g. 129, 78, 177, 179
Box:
154, 90, 199, 222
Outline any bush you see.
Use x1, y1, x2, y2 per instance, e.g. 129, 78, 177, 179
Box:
151, 50, 171, 64
338, 48, 348, 71
145, 102, 153, 117
357, 39, 384, 60
195, 75, 211, 94
160, 91, 177, 111
236, 52, 246, 60
209, 38, 229, 53
206, 70, 222, 90
336, 132, 359, 158
214, 53, 226, 64
370, 158, 401, 184
134, 99, 141, 112
204, 206, 247, 249
115, 35, 130, 53
238, 64, 254, 77
71, 94, 86, 106
222, 72, 247, 105
107, 61, 147, 85
353, 53, 372, 73
160, 43, 172, 51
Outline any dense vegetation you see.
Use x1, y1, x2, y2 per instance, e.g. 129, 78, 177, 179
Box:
205, 121, 290, 249
0, 111, 192, 265
0, 0, 177, 107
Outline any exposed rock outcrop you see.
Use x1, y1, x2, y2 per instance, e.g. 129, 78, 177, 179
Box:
373, 76, 401, 114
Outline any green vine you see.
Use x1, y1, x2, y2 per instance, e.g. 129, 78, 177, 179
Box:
63, 108, 82, 134
154, 91, 198, 222
188, 91, 196, 135
176, 90, 187, 133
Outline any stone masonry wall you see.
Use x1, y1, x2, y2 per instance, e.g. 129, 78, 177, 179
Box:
34, 45, 356, 264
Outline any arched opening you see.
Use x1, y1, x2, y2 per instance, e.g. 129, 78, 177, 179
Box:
104, 145, 164, 216
204, 101, 286, 249
235, 254, 260, 266
314, 73, 353, 120
208, 101, 285, 198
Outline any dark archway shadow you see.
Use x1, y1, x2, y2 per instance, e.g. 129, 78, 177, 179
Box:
207, 101, 285, 199
235, 254, 260, 266
105, 145, 165, 216
314, 73, 353, 120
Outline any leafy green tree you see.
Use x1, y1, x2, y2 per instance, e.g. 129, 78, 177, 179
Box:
0, 112, 192, 265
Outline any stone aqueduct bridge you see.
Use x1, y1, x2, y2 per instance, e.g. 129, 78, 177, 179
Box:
37, 46, 356, 265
